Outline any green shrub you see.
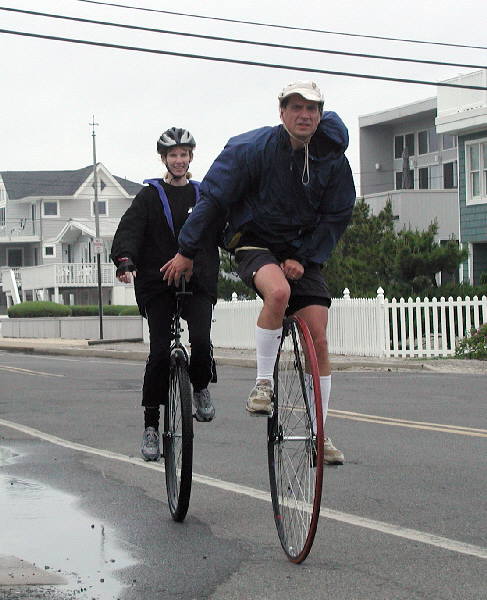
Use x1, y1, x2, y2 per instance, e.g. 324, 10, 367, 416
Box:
8, 301, 72, 318
8, 302, 143, 317
69, 304, 138, 316
455, 323, 487, 360
70, 305, 99, 316
118, 305, 140, 316
103, 305, 128, 315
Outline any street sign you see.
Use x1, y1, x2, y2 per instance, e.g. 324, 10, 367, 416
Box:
93, 238, 104, 254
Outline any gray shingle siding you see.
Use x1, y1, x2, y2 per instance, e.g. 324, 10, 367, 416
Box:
459, 131, 487, 243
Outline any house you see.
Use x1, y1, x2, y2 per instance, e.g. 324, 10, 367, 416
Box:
0, 163, 142, 311
359, 97, 459, 244
359, 69, 487, 286
435, 70, 487, 284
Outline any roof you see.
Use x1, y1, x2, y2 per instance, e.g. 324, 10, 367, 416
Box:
0, 165, 142, 199
113, 175, 143, 195
359, 97, 437, 128
52, 219, 120, 243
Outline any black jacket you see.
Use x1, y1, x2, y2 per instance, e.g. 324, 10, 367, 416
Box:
111, 181, 221, 313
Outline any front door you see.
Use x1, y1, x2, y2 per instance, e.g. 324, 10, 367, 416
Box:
7, 247, 23, 267
62, 243, 73, 263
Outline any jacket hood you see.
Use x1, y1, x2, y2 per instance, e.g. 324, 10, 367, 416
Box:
316, 111, 349, 151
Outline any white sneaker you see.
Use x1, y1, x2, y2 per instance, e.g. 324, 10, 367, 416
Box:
246, 381, 273, 416
323, 437, 344, 465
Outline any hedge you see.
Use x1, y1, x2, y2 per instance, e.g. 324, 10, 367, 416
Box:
8, 301, 72, 318
7, 301, 139, 318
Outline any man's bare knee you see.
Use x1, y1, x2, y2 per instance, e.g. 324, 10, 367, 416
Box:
264, 285, 290, 309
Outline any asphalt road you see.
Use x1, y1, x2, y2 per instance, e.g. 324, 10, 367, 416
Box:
0, 349, 486, 600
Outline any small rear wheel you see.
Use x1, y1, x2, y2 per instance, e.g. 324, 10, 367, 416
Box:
267, 315, 324, 563
163, 357, 193, 522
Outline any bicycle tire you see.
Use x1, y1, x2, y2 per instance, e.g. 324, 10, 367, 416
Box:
163, 353, 193, 522
267, 315, 324, 563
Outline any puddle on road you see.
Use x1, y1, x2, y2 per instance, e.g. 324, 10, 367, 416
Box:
0, 447, 136, 599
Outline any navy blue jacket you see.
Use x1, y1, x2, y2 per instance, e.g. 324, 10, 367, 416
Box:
178, 111, 356, 266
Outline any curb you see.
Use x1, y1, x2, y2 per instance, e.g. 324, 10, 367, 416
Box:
0, 342, 428, 370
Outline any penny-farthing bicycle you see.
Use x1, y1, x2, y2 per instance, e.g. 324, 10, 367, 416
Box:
163, 281, 194, 522
267, 315, 324, 563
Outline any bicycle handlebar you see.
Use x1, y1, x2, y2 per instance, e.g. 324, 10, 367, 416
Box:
175, 278, 193, 297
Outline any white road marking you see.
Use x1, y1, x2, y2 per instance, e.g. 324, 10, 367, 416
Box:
1, 417, 486, 561
0, 365, 64, 377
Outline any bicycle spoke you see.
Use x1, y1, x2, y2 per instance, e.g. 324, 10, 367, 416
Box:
267, 316, 324, 563
164, 360, 193, 522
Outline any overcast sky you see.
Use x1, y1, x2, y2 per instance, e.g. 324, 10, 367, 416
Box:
1, 0, 486, 194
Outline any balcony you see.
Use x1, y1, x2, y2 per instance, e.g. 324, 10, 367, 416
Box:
17, 263, 118, 291
0, 219, 39, 241
362, 189, 459, 240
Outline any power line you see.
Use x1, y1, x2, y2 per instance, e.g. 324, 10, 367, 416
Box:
1, 6, 485, 71
74, 0, 487, 51
1, 28, 486, 90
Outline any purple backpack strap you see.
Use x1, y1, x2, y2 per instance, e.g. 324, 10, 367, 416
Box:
189, 179, 200, 203
143, 179, 201, 234
143, 178, 175, 234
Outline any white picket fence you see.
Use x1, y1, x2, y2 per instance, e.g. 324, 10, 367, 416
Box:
211, 288, 487, 358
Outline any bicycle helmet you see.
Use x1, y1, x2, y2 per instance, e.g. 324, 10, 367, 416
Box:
157, 127, 196, 155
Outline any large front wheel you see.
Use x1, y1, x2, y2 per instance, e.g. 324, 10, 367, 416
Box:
163, 357, 193, 522
267, 315, 324, 563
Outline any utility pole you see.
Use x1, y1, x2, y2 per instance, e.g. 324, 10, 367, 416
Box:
90, 116, 104, 339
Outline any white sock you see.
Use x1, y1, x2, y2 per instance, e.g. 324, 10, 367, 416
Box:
320, 375, 331, 428
306, 374, 331, 435
256, 325, 283, 387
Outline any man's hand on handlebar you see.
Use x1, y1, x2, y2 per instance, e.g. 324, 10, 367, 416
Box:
280, 258, 304, 281
161, 253, 194, 286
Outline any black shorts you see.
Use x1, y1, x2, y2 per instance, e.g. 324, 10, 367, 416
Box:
235, 248, 332, 315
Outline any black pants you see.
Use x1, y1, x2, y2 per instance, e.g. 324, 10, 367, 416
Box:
142, 291, 213, 407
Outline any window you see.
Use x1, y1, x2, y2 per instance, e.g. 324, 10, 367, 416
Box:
92, 179, 106, 192
43, 245, 56, 258
418, 131, 428, 155
92, 199, 107, 216
394, 133, 414, 159
418, 128, 439, 155
394, 136, 403, 160
395, 170, 414, 190
42, 201, 59, 217
419, 167, 429, 189
442, 134, 457, 150
443, 161, 458, 189
428, 129, 439, 153
395, 172, 403, 190
0, 207, 5, 226
466, 140, 487, 203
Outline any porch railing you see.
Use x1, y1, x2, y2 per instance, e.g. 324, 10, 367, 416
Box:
17, 263, 116, 289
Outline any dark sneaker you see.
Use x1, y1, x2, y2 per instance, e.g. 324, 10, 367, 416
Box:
246, 381, 273, 417
193, 388, 215, 422
323, 437, 344, 465
141, 426, 160, 461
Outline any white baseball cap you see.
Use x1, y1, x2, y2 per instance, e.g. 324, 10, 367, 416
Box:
278, 80, 324, 104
